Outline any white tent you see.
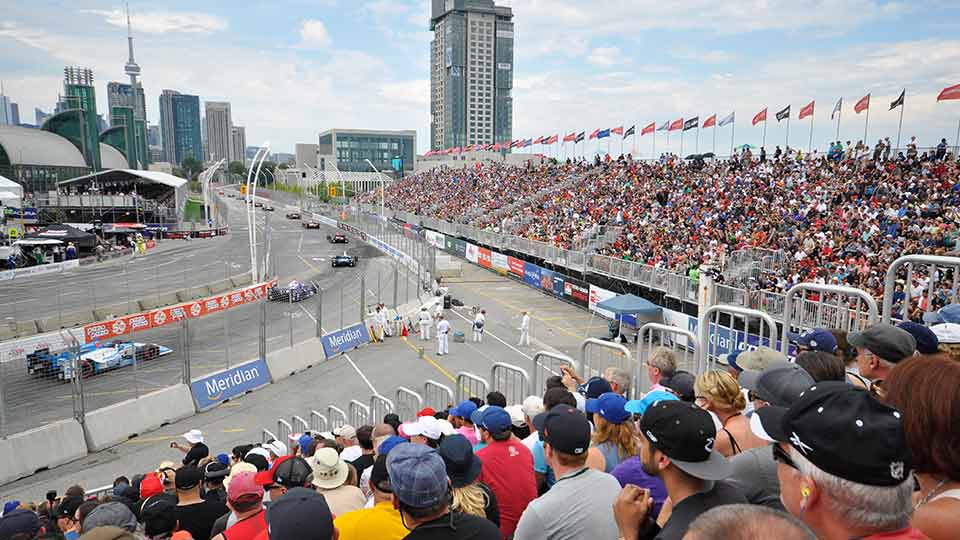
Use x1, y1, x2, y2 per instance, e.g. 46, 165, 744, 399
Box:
0, 174, 23, 200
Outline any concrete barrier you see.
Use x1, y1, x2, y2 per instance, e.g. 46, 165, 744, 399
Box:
0, 419, 87, 485
265, 339, 326, 382
94, 303, 133, 321
139, 295, 161, 311
231, 274, 253, 288
208, 279, 233, 294
7, 320, 40, 336
82, 384, 196, 452
157, 292, 180, 307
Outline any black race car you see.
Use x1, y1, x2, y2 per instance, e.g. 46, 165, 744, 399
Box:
286, 211, 301, 219
302, 221, 321, 229
268, 280, 320, 302
327, 232, 349, 244
263, 205, 275, 211
332, 253, 358, 268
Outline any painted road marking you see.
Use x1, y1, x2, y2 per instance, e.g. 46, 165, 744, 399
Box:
297, 304, 378, 395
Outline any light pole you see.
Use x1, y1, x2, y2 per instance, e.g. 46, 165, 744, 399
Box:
364, 159, 387, 232
246, 143, 270, 282
200, 158, 225, 226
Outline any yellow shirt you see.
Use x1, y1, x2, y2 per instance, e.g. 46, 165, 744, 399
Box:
333, 501, 408, 540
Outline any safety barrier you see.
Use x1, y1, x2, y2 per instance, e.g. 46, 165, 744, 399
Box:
276, 419, 292, 445
261, 429, 278, 444
348, 400, 370, 427
580, 337, 632, 382
0, 419, 88, 485
882, 255, 960, 323
530, 351, 580, 395
455, 371, 490, 403
369, 394, 395, 424
780, 283, 878, 355
490, 362, 531, 406
310, 410, 329, 433
395, 387, 424, 420
423, 379, 455, 411
82, 384, 196, 452
636, 323, 701, 399
265, 339, 325, 382
292, 415, 309, 435
698, 305, 779, 369
327, 405, 347, 430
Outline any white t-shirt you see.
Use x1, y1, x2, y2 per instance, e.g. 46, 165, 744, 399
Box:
418, 310, 432, 323
522, 431, 539, 451
437, 320, 451, 335
340, 445, 362, 463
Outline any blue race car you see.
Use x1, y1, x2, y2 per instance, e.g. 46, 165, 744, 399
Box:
268, 280, 320, 302
332, 253, 358, 268
27, 341, 173, 381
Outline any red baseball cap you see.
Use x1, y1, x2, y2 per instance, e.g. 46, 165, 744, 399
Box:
255, 455, 292, 486
139, 473, 164, 499
416, 407, 436, 418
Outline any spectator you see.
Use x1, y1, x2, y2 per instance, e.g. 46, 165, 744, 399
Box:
515, 404, 621, 540
53, 496, 84, 540
210, 471, 265, 540
793, 351, 847, 382
80, 503, 137, 534
254, 456, 314, 503
485, 391, 507, 408
448, 400, 480, 445
295, 433, 316, 458
75, 501, 101, 535
357, 426, 404, 499
789, 328, 839, 354
260, 441, 287, 464
382, 414, 401, 434
348, 426, 375, 481
683, 504, 815, 540
694, 370, 765, 456
0, 509, 45, 540
613, 400, 746, 540
310, 448, 365, 516
829, 329, 871, 389
644, 347, 677, 394
849, 324, 917, 396
614, 391, 676, 519
230, 446, 253, 467
475, 406, 537, 538
533, 388, 579, 492
77, 525, 136, 540
437, 434, 500, 527
897, 321, 941, 358
201, 462, 229, 504
751, 382, 921, 539
519, 396, 545, 450
141, 496, 180, 540
603, 367, 632, 397
399, 416, 444, 449
333, 425, 361, 462
585, 392, 636, 472
333, 455, 406, 540
884, 356, 960, 540
505, 404, 531, 441
171, 431, 209, 467
173, 466, 228, 540
264, 488, 336, 540
386, 443, 500, 539
662, 370, 696, 402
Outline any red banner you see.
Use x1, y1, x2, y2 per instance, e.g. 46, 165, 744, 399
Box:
668, 118, 684, 131
478, 248, 492, 269
641, 122, 656, 136
937, 83, 960, 101
855, 94, 870, 114
799, 100, 815, 120
752, 108, 767, 126
508, 256, 525, 277
702, 114, 717, 128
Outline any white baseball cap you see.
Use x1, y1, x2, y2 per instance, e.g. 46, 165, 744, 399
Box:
521, 396, 545, 419
183, 429, 204, 444
400, 416, 443, 440
262, 440, 288, 457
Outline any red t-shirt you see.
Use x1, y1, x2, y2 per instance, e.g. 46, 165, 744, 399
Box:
477, 437, 537, 539
862, 527, 930, 540
222, 510, 267, 540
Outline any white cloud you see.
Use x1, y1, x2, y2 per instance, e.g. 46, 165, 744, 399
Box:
363, 0, 411, 18
86, 8, 227, 34
672, 48, 736, 65
298, 19, 331, 49
587, 47, 624, 66
379, 80, 430, 105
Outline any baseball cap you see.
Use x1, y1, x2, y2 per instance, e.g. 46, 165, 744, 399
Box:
82, 502, 137, 532
721, 350, 745, 371
174, 465, 203, 490
505, 404, 526, 427
369, 454, 391, 492
521, 395, 545, 419
139, 474, 164, 499
662, 370, 696, 402
532, 404, 591, 455
53, 496, 83, 519
448, 400, 478, 420
245, 447, 271, 461
297, 434, 314, 454
0, 509, 41, 540
183, 429, 204, 444
224, 462, 258, 491
215, 453, 230, 466
256, 456, 313, 488
438, 434, 483, 488
140, 496, 177, 537
310, 448, 348, 489
377, 435, 407, 456
848, 324, 916, 363
739, 361, 815, 407
581, 376, 613, 399
400, 416, 443, 440
922, 303, 960, 324
262, 440, 288, 457
930, 322, 960, 344
789, 328, 838, 354
735, 347, 785, 371
585, 392, 631, 424
226, 471, 264, 502
751, 382, 912, 487
333, 425, 357, 440
2, 501, 20, 516
897, 322, 939, 354
475, 406, 512, 434
266, 487, 334, 540
639, 400, 732, 481
416, 407, 436, 417
625, 390, 679, 416
386, 444, 449, 509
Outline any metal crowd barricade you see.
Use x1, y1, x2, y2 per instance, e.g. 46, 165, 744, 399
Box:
423, 380, 455, 411
530, 351, 580, 395
261, 428, 278, 444
698, 305, 779, 369
369, 394, 395, 424
349, 400, 370, 427
455, 372, 490, 403
636, 323, 701, 399
292, 415, 309, 435
395, 386, 424, 421
490, 362, 531, 405
780, 284, 878, 355
310, 410, 329, 433
580, 337, 632, 381
882, 255, 960, 323
327, 405, 347, 430
276, 419, 292, 445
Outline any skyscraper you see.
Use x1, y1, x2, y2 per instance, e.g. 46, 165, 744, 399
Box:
35, 108, 51, 127
430, 0, 513, 151
0, 82, 17, 125
204, 101, 232, 163
230, 125, 246, 164
158, 89, 202, 166
61, 67, 101, 169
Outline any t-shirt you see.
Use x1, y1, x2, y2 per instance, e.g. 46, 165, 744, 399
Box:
64, 531, 79, 540
340, 445, 363, 463
349, 454, 375, 485
727, 445, 785, 511
458, 426, 479, 446
477, 438, 537, 538
333, 501, 408, 540
222, 510, 267, 540
610, 457, 668, 518
404, 511, 501, 540
514, 467, 622, 540
655, 481, 746, 540
521, 431, 539, 451
175, 500, 229, 540
318, 484, 367, 517
184, 443, 210, 466
861, 527, 930, 539
532, 440, 556, 488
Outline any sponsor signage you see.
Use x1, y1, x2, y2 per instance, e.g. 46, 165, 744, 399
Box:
563, 278, 590, 308
3, 207, 38, 222
589, 284, 637, 325
492, 252, 509, 272
0, 328, 85, 365
539, 267, 554, 291
454, 240, 467, 258
523, 262, 541, 288
425, 230, 445, 249
508, 256, 525, 277
477, 247, 492, 268
191, 358, 271, 410
552, 274, 565, 297
0, 260, 80, 281
321, 322, 371, 357
465, 243, 479, 264
686, 317, 792, 357
445, 235, 456, 253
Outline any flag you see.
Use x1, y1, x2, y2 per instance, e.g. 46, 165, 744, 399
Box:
890, 89, 905, 110
719, 112, 735, 127
799, 100, 815, 120
563, 131, 577, 142
510, 140, 521, 148
492, 143, 501, 151
855, 94, 870, 114
597, 129, 611, 139
702, 114, 717, 128
522, 138, 533, 148
669, 118, 684, 131
589, 128, 601, 140
575, 131, 585, 143
831, 98, 842, 120
683, 117, 699, 131
641, 122, 656, 136
623, 125, 635, 138
937, 83, 960, 101
533, 136, 544, 144
545, 134, 558, 144
611, 126, 624, 136
776, 105, 790, 122
657, 120, 671, 131
752, 108, 767, 126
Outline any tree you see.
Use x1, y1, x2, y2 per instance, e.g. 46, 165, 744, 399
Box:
228, 161, 246, 175
181, 156, 203, 180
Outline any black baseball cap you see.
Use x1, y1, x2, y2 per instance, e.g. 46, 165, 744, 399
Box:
580, 376, 613, 399
265, 487, 334, 540
896, 322, 939, 355
255, 456, 313, 488
140, 496, 177, 537
848, 324, 916, 363
751, 381, 912, 487
639, 400, 732, 481
662, 370, 696, 402
53, 496, 83, 519
532, 404, 591, 455
369, 454, 391, 492
739, 361, 815, 407
0, 509, 42, 540
174, 465, 203, 490
204, 461, 229, 481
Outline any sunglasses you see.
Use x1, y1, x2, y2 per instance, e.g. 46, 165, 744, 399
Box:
771, 444, 799, 471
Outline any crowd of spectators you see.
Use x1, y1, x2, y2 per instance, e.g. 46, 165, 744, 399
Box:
3, 315, 959, 540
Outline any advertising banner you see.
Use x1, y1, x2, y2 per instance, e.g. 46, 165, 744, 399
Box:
523, 262, 542, 288
445, 236, 456, 254
191, 358, 271, 410
425, 230, 446, 249
552, 274, 565, 298
465, 243, 479, 264
454, 240, 467, 258
508, 256, 525, 277
320, 322, 371, 357
685, 316, 791, 357
477, 247, 492, 269
0, 328, 85, 365
492, 252, 509, 272
539, 267, 554, 292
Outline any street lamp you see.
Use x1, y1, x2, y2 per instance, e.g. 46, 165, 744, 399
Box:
364, 158, 386, 229
199, 158, 225, 227
246, 143, 270, 282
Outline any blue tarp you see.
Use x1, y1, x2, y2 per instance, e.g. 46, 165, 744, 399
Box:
596, 293, 663, 316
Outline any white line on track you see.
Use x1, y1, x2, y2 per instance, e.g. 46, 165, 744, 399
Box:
447, 307, 533, 361
297, 303, 378, 395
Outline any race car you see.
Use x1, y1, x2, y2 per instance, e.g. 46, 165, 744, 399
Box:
332, 252, 358, 268
263, 205, 275, 211
27, 341, 173, 381
327, 232, 349, 244
302, 221, 321, 229
254, 201, 263, 207
268, 279, 321, 302
286, 211, 301, 220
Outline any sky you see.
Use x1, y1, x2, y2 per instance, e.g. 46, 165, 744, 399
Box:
2, 0, 960, 158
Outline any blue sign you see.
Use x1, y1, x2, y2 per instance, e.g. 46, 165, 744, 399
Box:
191, 358, 271, 410
3, 207, 38, 221
552, 274, 565, 298
523, 262, 541, 288
686, 317, 793, 356
321, 322, 371, 357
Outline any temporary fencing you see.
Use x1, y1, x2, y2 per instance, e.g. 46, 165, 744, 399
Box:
276, 419, 292, 445
882, 255, 960, 323
698, 305, 779, 368
310, 410, 329, 433
261, 429, 277, 444
530, 351, 580, 395
395, 387, 424, 421
348, 400, 370, 427
369, 394, 395, 424
580, 337, 632, 381
636, 323, 701, 399
490, 362, 531, 407
455, 371, 490, 403
779, 283, 878, 355
327, 405, 347, 430
292, 415, 309, 435
423, 379, 455, 411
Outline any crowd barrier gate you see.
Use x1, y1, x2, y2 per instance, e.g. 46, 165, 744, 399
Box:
423, 380, 455, 411
780, 283, 879, 355
327, 405, 347, 430
530, 351, 580, 395
490, 362, 531, 406
276, 419, 292, 445
348, 400, 370, 427
369, 394, 395, 424
455, 371, 490, 403
395, 386, 424, 421
310, 410, 329, 433
636, 323, 701, 399
698, 305, 779, 369
292, 415, 309, 436
882, 255, 960, 323
261, 429, 277, 444
580, 337, 632, 382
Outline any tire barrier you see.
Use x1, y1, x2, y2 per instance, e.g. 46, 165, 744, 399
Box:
636, 323, 701, 399
455, 371, 489, 403
423, 380, 454, 411
395, 387, 424, 422
490, 362, 531, 406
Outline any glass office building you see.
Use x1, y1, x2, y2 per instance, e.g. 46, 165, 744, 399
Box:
317, 129, 416, 174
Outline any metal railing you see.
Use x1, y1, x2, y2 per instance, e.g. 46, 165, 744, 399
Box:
455, 372, 490, 403
310, 410, 329, 433
327, 405, 347, 430
292, 415, 309, 435
779, 284, 878, 355
580, 337, 632, 381
530, 351, 580, 395
490, 362, 531, 406
423, 380, 454, 411
369, 394, 394, 424
276, 419, 292, 445
395, 386, 424, 421
698, 305, 779, 369
348, 399, 370, 427
882, 255, 960, 323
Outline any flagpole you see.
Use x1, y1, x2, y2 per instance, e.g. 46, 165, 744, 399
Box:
712, 123, 717, 155
895, 97, 905, 151
680, 130, 684, 157
730, 118, 735, 158
785, 114, 791, 150
762, 120, 767, 148
864, 103, 870, 145
652, 130, 656, 160
836, 103, 841, 140
809, 113, 814, 153
955, 118, 960, 157
696, 125, 700, 154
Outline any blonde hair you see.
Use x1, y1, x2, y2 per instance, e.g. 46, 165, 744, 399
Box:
694, 370, 746, 412
452, 483, 489, 518
592, 415, 637, 460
